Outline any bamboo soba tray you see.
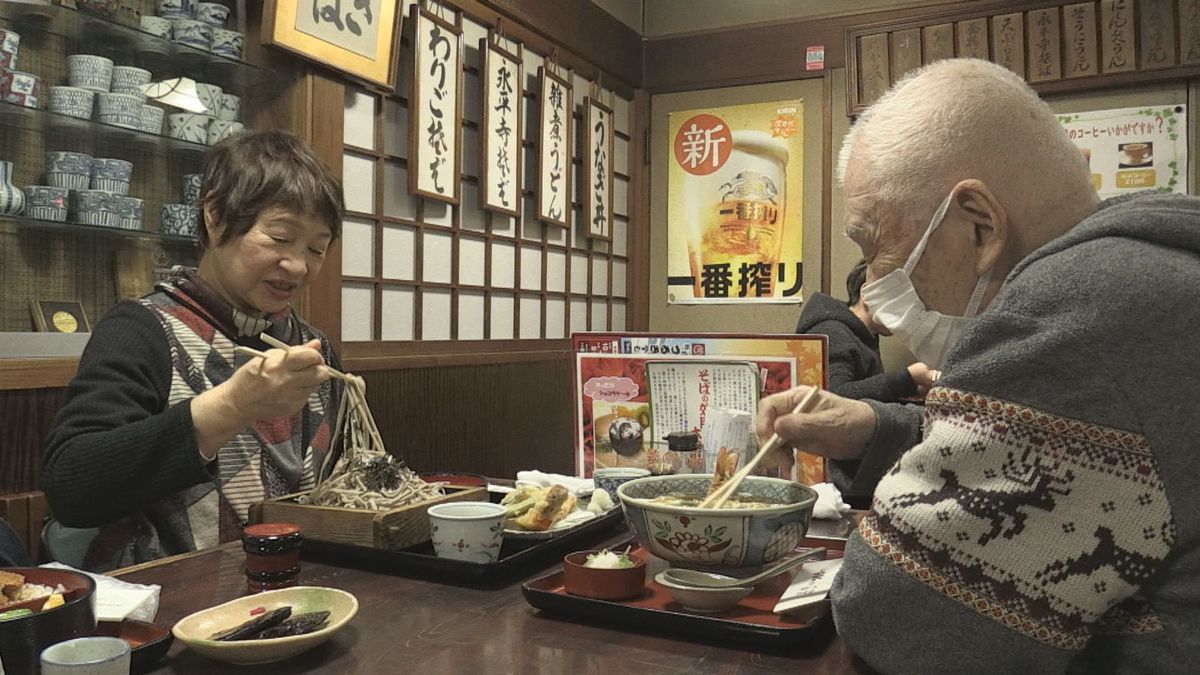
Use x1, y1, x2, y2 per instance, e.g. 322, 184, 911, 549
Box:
251, 486, 487, 551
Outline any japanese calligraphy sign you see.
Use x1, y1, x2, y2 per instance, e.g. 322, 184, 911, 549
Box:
480, 36, 522, 217
1100, 0, 1137, 74
583, 96, 613, 241
572, 332, 827, 484
1026, 8, 1061, 83
1058, 105, 1188, 198
537, 67, 573, 228
409, 5, 462, 205
1064, 2, 1099, 78
1140, 0, 1177, 69
263, 0, 400, 89
666, 100, 805, 305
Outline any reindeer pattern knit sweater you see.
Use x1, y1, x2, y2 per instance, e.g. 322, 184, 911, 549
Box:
831, 193, 1200, 673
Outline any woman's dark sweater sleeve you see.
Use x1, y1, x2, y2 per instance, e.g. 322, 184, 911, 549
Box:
834, 368, 918, 402
41, 302, 215, 527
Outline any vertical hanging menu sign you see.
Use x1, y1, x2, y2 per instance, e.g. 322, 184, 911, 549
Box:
409, 4, 462, 205
480, 34, 522, 217
538, 66, 572, 228
584, 95, 613, 241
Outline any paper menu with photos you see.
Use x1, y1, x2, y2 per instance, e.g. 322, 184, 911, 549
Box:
573, 332, 828, 483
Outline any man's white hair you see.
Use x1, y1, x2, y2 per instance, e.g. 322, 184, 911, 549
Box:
837, 59, 1094, 229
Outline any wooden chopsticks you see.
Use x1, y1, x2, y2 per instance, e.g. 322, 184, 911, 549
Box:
232, 333, 354, 383
698, 387, 821, 509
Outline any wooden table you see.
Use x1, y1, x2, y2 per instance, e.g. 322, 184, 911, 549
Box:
115, 532, 877, 674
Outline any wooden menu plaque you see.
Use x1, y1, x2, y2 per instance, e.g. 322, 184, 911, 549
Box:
1026, 8, 1062, 82
858, 33, 890, 106
1100, 0, 1137, 73
922, 23, 954, 64
1063, 2, 1099, 78
1179, 0, 1200, 64
956, 18, 989, 60
991, 12, 1025, 76
1139, 0, 1178, 69
890, 28, 922, 83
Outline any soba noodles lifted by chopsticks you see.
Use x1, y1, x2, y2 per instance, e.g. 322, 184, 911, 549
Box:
253, 340, 444, 511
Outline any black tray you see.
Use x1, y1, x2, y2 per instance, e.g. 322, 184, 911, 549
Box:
521, 541, 834, 651
301, 506, 627, 586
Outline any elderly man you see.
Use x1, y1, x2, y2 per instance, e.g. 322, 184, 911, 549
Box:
758, 59, 1199, 672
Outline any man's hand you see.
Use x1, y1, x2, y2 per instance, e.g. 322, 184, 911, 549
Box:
907, 362, 940, 396
754, 386, 878, 472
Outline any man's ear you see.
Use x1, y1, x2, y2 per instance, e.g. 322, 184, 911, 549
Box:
951, 179, 1008, 275
202, 201, 222, 244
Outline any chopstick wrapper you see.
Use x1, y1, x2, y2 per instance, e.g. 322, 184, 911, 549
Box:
773, 558, 844, 615
41, 562, 160, 622
811, 482, 851, 520
514, 470, 595, 497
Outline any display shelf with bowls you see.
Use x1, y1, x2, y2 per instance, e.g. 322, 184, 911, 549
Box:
0, 98, 209, 155
0, 212, 198, 244
0, 2, 271, 91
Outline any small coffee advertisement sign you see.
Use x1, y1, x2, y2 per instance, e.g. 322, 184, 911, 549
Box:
1058, 105, 1188, 199
665, 100, 805, 305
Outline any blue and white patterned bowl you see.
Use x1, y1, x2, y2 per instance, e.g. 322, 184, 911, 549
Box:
139, 104, 164, 134
89, 158, 132, 194
161, 202, 199, 236
182, 173, 202, 204
167, 112, 211, 144
96, 92, 143, 129
210, 28, 242, 59
113, 195, 144, 229
24, 185, 68, 208
140, 15, 172, 37
196, 2, 229, 27
46, 151, 93, 190
194, 82, 222, 113
72, 189, 118, 227
593, 468, 651, 499
216, 92, 239, 121
171, 19, 211, 50
111, 66, 150, 98
617, 474, 817, 571
158, 0, 193, 19
66, 54, 113, 92
206, 119, 243, 145
48, 86, 93, 120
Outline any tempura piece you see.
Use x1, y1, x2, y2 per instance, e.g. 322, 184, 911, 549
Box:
707, 447, 740, 497
514, 485, 572, 531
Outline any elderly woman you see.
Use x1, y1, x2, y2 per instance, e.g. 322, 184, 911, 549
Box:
42, 130, 344, 571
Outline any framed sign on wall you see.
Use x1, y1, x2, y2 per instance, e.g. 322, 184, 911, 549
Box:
583, 93, 613, 241
537, 64, 572, 228
263, 0, 401, 89
479, 32, 523, 217
409, 3, 463, 205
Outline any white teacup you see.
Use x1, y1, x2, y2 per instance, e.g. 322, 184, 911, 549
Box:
427, 501, 505, 563
41, 636, 130, 675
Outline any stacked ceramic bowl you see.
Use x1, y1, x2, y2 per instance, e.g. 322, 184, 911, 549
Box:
50, 54, 158, 131
157, 0, 242, 58
0, 29, 42, 110
162, 173, 200, 237
166, 81, 243, 145
39, 151, 144, 229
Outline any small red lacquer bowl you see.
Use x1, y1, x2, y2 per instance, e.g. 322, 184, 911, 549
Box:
562, 550, 647, 601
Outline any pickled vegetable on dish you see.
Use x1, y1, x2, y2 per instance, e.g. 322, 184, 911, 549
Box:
208, 606, 332, 641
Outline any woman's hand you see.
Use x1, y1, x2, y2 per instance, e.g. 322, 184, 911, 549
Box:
907, 362, 940, 396
192, 340, 331, 460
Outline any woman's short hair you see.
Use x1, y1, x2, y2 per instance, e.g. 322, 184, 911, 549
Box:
846, 259, 869, 307
198, 130, 344, 250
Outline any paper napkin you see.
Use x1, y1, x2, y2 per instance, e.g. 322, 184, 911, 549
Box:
41, 562, 160, 622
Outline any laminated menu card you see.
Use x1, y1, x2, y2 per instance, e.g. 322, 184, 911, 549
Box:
573, 332, 827, 483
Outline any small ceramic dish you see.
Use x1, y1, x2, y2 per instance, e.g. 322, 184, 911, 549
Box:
171, 586, 357, 666
654, 571, 752, 613
95, 619, 173, 673
563, 550, 647, 600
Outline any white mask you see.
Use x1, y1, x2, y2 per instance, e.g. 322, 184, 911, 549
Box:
860, 192, 994, 369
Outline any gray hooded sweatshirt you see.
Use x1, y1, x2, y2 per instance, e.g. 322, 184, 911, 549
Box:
831, 193, 1200, 673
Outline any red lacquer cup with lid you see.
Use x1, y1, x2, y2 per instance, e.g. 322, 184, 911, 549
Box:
243, 523, 302, 593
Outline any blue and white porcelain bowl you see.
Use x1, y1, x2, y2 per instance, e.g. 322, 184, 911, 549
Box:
194, 82, 222, 113
617, 474, 817, 572
138, 104, 164, 134
96, 92, 143, 129
167, 112, 211, 144
0, 29, 20, 69
196, 2, 230, 27
46, 151, 93, 190
140, 15, 172, 37
182, 173, 201, 205
210, 29, 242, 59
48, 86, 94, 120
216, 92, 239, 121
161, 202, 199, 236
113, 196, 144, 229
110, 66, 150, 98
72, 189, 117, 227
24, 185, 68, 221
593, 468, 652, 500
66, 54, 113, 92
158, 0, 193, 19
171, 19, 211, 50
0, 68, 41, 109
206, 118, 241, 145
89, 158, 132, 194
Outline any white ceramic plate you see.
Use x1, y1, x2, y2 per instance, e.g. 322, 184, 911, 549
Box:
504, 509, 600, 540
171, 586, 357, 666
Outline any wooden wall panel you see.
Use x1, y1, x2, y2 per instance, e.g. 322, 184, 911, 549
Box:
0, 388, 65, 494
889, 28, 924, 82
922, 23, 956, 63
1063, 2, 1100, 78
992, 12, 1027, 76
1140, 0, 1179, 69
1100, 0, 1138, 73
957, 17, 991, 59
1027, 8, 1063, 83
1180, 0, 1200, 63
